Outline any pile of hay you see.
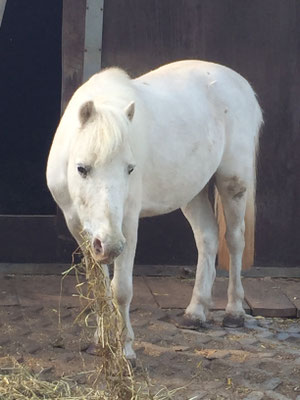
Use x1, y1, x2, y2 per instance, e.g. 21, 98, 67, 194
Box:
0, 356, 103, 399
0, 357, 178, 399
0, 240, 180, 399
61, 240, 178, 400
68, 242, 136, 399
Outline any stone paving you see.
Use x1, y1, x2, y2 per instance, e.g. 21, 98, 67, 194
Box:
0, 274, 299, 399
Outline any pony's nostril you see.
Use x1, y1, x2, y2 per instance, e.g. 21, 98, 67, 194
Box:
93, 238, 103, 254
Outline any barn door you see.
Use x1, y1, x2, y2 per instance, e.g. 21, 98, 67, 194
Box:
0, 0, 63, 263
56, 0, 105, 260
0, 0, 105, 265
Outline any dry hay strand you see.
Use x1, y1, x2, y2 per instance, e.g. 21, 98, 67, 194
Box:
60, 238, 180, 400
0, 356, 103, 399
0, 239, 180, 400
0, 356, 179, 400
0, 241, 188, 398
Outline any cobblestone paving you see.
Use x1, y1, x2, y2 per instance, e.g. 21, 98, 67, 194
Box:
134, 309, 300, 399
0, 274, 299, 399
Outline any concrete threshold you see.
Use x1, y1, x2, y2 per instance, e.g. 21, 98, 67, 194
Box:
0, 263, 300, 278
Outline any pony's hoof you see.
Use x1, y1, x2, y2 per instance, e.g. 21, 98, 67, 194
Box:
175, 313, 207, 331
222, 314, 245, 328
127, 358, 137, 369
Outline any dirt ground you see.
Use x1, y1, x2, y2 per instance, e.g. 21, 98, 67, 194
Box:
0, 274, 300, 399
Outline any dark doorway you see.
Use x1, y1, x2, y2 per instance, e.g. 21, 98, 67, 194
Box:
0, 0, 62, 214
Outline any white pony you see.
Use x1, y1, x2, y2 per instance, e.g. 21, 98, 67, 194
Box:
47, 60, 262, 362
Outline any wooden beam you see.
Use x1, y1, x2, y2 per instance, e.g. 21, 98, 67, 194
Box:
61, 0, 86, 112
56, 0, 87, 257
83, 0, 104, 81
0, 0, 7, 26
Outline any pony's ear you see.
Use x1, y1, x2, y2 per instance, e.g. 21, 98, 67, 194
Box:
79, 101, 96, 126
124, 101, 135, 121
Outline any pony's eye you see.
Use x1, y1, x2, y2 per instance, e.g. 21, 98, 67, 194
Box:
128, 164, 135, 175
77, 164, 90, 178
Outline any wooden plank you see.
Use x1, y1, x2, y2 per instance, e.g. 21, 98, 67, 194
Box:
0, 264, 299, 278
242, 267, 300, 279
16, 275, 80, 308
14, 275, 156, 309
132, 277, 157, 308
212, 277, 228, 311
274, 279, 300, 318
243, 278, 296, 317
145, 277, 193, 309
144, 276, 251, 313
0, 263, 69, 275
134, 264, 196, 277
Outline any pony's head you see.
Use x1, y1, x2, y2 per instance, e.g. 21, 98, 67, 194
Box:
68, 98, 136, 264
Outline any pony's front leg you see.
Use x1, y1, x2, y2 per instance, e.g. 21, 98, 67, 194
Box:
111, 213, 139, 362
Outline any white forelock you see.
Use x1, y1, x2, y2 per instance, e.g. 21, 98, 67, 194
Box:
71, 67, 136, 164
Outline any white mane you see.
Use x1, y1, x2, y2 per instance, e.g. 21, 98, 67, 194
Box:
72, 68, 136, 164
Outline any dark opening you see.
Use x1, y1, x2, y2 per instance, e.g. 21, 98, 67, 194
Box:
0, 0, 62, 214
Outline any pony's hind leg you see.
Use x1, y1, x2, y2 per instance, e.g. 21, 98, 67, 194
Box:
180, 187, 218, 327
216, 174, 248, 327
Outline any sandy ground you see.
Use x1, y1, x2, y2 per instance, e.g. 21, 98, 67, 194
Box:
0, 274, 300, 399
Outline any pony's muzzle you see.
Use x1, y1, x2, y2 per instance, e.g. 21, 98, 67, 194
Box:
92, 237, 125, 263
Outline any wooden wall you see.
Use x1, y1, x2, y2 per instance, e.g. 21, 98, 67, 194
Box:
100, 0, 300, 267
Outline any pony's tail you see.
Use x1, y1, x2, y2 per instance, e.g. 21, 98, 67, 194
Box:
216, 122, 260, 271
216, 92, 262, 271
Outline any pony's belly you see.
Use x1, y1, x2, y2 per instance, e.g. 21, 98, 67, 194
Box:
140, 169, 213, 218
140, 129, 224, 218
140, 197, 195, 218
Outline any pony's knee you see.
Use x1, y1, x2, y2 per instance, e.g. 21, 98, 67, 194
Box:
111, 280, 132, 306
196, 220, 218, 256
203, 231, 219, 256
